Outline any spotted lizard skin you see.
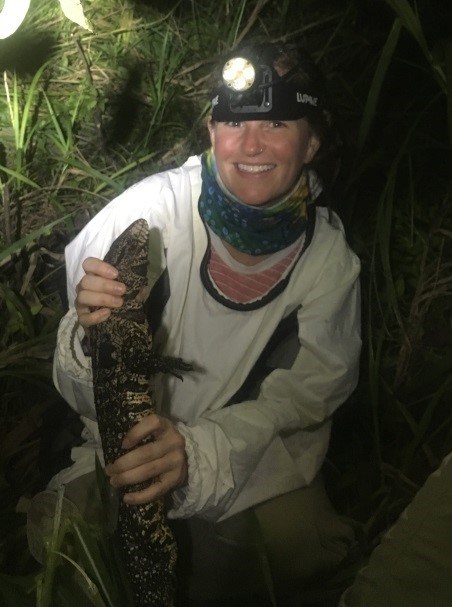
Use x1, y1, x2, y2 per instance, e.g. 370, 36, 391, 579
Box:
90, 218, 190, 606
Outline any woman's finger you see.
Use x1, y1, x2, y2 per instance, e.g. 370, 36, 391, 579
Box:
77, 306, 112, 328
104, 413, 188, 503
108, 439, 185, 483
121, 413, 164, 449
76, 287, 124, 311
122, 463, 188, 505
82, 257, 119, 279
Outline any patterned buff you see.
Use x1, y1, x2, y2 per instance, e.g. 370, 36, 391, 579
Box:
198, 149, 313, 255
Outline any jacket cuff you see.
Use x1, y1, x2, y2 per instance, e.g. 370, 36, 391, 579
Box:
167, 421, 234, 521
53, 308, 96, 420
167, 424, 202, 518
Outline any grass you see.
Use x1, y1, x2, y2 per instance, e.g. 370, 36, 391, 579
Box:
0, 0, 451, 604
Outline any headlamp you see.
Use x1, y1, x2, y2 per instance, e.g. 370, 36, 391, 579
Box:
211, 45, 321, 123
222, 57, 256, 92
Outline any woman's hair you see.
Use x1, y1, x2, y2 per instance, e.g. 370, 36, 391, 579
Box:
269, 42, 342, 184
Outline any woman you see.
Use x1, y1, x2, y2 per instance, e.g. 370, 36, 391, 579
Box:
52, 42, 361, 603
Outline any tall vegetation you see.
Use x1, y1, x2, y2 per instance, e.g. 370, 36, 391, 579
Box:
0, 0, 450, 604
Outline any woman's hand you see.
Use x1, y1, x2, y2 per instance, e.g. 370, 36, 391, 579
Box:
105, 413, 188, 505
75, 257, 126, 328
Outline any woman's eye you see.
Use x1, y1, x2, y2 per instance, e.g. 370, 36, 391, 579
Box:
270, 121, 285, 128
225, 121, 242, 128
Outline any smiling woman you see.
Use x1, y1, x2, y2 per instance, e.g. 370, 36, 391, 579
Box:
207, 118, 319, 208
47, 40, 362, 605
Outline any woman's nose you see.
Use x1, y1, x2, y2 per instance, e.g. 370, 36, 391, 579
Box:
242, 124, 264, 156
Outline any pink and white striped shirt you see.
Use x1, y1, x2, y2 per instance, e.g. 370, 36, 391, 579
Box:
207, 229, 304, 304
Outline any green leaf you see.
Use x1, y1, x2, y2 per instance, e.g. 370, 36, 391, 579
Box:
444, 39, 452, 147
383, 0, 429, 58
0, 165, 40, 189
383, 0, 446, 90
0, 214, 73, 264
357, 18, 402, 150
71, 523, 118, 607
53, 551, 108, 607
0, 573, 35, 606
0, 0, 31, 40
58, 0, 93, 32
0, 283, 36, 339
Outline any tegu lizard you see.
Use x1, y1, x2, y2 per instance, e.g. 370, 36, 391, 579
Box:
89, 218, 191, 607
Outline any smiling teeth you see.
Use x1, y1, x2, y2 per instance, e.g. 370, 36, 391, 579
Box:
238, 163, 273, 173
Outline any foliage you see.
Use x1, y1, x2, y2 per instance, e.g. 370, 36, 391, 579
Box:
319, 0, 452, 550
0, 0, 92, 40
0, 0, 450, 604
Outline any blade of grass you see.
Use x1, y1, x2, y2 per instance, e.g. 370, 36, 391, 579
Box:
71, 522, 118, 607
0, 214, 74, 263
401, 375, 452, 473
0, 573, 35, 607
18, 63, 49, 157
3, 64, 49, 171
0, 333, 57, 369
43, 92, 74, 155
37, 486, 66, 607
53, 551, 108, 607
383, 0, 427, 53
357, 18, 402, 151
0, 283, 36, 339
93, 151, 158, 192
444, 40, 452, 147
383, 0, 446, 90
0, 164, 40, 189
227, 0, 248, 48
63, 158, 124, 194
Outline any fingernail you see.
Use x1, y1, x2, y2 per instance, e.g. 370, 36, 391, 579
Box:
106, 267, 118, 279
99, 309, 111, 320
114, 283, 126, 294
122, 438, 131, 449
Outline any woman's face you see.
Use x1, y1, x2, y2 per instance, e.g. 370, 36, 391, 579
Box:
207, 118, 320, 207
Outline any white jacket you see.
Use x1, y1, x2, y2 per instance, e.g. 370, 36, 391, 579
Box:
52, 155, 361, 521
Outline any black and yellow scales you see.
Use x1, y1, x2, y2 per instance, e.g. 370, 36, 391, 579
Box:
90, 219, 191, 607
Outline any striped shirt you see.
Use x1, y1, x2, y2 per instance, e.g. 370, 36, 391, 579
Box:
207, 229, 304, 304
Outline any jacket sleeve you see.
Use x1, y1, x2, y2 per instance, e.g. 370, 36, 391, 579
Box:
169, 232, 361, 521
53, 307, 96, 419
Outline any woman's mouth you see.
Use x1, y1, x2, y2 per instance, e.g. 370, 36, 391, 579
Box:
237, 163, 274, 173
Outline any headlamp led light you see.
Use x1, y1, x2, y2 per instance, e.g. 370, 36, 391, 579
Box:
222, 57, 256, 92
211, 46, 321, 122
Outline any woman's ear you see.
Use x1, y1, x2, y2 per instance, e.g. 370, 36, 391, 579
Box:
207, 115, 215, 146
305, 132, 321, 164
